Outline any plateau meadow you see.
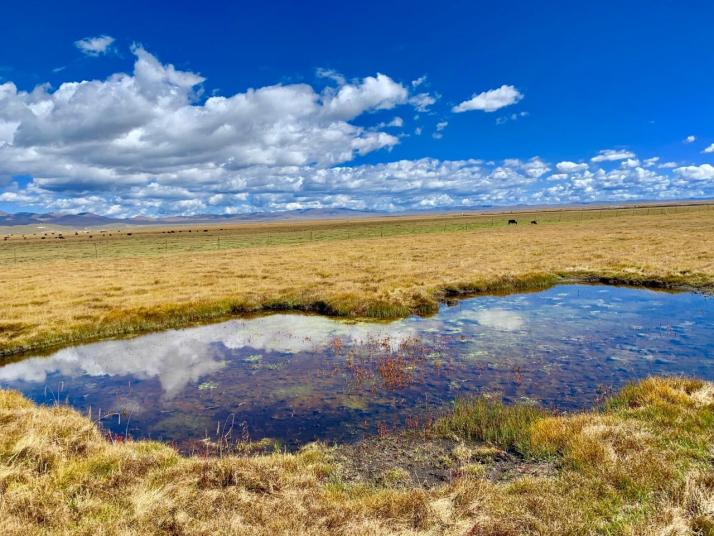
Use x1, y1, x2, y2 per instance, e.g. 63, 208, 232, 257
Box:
1, 204, 713, 357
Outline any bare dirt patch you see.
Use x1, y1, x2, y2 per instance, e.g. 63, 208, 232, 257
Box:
332, 432, 556, 488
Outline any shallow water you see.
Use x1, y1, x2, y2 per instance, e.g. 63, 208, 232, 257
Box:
1, 285, 713, 449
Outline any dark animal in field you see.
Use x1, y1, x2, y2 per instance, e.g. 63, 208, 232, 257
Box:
530, 220, 538, 224
508, 219, 518, 225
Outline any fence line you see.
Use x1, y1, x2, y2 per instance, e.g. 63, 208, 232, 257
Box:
0, 203, 710, 265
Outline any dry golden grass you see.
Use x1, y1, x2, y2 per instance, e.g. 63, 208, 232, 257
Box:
1, 377, 713, 535
1, 205, 713, 356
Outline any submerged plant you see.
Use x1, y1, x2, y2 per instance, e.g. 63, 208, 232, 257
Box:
332, 334, 446, 391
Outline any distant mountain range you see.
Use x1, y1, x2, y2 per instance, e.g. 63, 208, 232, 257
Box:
0, 208, 387, 227
1, 200, 709, 228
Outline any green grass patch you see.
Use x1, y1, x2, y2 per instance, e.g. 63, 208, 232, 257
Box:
433, 396, 548, 456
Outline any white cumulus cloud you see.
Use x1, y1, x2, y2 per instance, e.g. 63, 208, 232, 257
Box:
556, 161, 588, 173
411, 75, 427, 88
452, 84, 523, 113
432, 121, 448, 139
1, 49, 714, 216
74, 35, 115, 56
0, 47, 410, 208
674, 164, 714, 181
409, 92, 437, 112
315, 67, 346, 86
591, 149, 636, 162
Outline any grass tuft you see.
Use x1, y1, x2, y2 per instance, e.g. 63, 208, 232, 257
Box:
2, 377, 713, 534
433, 396, 547, 456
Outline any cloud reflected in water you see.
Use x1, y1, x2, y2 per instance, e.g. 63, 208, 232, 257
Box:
0, 314, 419, 398
0, 310, 527, 398
460, 309, 526, 331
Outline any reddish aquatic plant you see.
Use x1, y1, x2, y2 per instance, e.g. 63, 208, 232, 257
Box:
336, 334, 436, 391
377, 355, 412, 389
376, 421, 390, 438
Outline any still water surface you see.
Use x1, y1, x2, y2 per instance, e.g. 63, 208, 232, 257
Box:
1, 285, 712, 449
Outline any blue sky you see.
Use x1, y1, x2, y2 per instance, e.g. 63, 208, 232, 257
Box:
0, 0, 712, 216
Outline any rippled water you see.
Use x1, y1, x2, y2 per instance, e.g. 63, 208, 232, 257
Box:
1, 285, 712, 449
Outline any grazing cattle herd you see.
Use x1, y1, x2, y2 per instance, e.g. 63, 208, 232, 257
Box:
2, 218, 541, 242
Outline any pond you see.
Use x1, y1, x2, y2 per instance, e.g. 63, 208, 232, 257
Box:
1, 284, 712, 450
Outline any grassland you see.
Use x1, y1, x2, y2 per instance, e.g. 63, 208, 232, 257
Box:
1, 376, 713, 535
2, 204, 714, 534
2, 203, 714, 356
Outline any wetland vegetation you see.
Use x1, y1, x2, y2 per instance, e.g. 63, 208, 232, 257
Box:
2, 205, 714, 534
1, 377, 713, 534
2, 284, 712, 450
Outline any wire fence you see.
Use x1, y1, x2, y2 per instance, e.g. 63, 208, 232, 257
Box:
1, 203, 711, 266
